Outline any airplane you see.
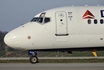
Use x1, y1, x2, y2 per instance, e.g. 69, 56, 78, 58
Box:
4, 6, 104, 64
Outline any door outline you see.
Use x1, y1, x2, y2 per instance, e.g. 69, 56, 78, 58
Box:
55, 11, 69, 36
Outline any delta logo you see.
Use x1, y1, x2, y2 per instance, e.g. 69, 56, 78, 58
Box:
82, 10, 95, 19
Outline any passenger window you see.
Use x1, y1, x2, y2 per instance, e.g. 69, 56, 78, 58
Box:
44, 17, 50, 23
100, 19, 104, 24
88, 19, 91, 24
94, 19, 97, 24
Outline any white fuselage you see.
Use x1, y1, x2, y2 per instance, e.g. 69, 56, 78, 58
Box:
4, 6, 104, 50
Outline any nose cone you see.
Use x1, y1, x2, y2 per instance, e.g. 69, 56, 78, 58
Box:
4, 32, 15, 48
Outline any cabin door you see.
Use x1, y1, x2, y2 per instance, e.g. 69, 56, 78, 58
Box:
55, 11, 68, 36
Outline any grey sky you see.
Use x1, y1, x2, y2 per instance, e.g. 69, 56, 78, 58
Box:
0, 0, 104, 31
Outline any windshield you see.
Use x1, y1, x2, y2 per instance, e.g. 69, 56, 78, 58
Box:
37, 17, 43, 23
31, 17, 43, 23
31, 17, 38, 22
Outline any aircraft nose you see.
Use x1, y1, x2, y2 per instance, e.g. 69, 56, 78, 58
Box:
4, 32, 15, 48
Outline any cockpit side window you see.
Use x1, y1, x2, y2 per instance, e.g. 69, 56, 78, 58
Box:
44, 17, 50, 23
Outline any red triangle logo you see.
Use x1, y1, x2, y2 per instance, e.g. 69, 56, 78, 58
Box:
82, 10, 95, 19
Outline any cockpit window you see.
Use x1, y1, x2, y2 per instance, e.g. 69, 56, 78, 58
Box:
37, 17, 43, 23
31, 12, 51, 24
31, 17, 38, 22
44, 18, 50, 23
40, 13, 46, 17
